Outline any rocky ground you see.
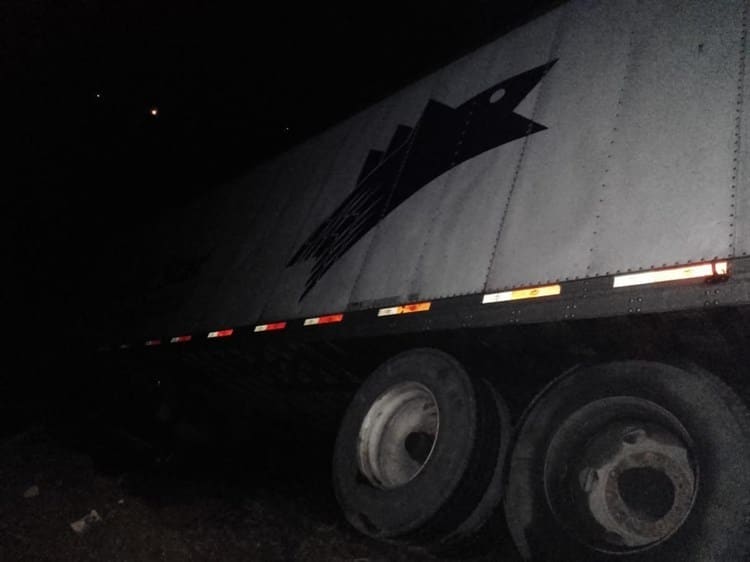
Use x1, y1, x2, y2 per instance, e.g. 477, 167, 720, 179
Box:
0, 424, 518, 562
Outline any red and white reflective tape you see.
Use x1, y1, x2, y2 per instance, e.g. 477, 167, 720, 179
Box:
124, 259, 736, 354
207, 329, 234, 338
378, 301, 432, 317
170, 335, 192, 343
254, 322, 287, 332
303, 313, 344, 326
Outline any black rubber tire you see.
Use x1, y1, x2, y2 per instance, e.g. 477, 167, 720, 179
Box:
428, 382, 512, 555
332, 348, 504, 545
505, 360, 750, 561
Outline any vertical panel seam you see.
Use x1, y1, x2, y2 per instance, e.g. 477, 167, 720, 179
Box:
587, 23, 638, 277
347, 97, 429, 306
257, 129, 353, 321
408, 50, 499, 300
731, 0, 748, 257
481, 6, 568, 293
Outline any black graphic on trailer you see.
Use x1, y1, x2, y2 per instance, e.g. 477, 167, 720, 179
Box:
289, 59, 558, 299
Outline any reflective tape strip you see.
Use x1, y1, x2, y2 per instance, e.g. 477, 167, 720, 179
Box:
170, 335, 192, 343
254, 322, 287, 332
482, 284, 561, 304
144, 339, 161, 346
378, 302, 432, 317
207, 329, 234, 338
304, 314, 344, 326
613, 261, 727, 288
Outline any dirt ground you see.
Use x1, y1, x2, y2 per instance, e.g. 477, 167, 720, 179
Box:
0, 424, 517, 562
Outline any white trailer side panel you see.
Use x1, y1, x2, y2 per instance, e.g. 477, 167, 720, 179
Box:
250, 75, 446, 321
407, 11, 563, 299
182, 161, 282, 332
485, 0, 633, 289
217, 132, 348, 327
260, 111, 371, 320
345, 46, 505, 304
588, 0, 742, 276
125, 0, 749, 337
195, 157, 288, 330
343, 73, 446, 307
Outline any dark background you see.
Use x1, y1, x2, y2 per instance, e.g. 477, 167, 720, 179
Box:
3, 0, 563, 533
3, 0, 564, 449
5, 0, 562, 330
0, 4, 648, 560
3, 0, 567, 440
5, 5, 750, 560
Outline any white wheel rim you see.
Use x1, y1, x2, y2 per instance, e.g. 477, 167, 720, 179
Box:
357, 382, 440, 489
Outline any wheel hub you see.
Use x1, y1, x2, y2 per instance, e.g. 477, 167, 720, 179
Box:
579, 424, 695, 547
543, 396, 699, 554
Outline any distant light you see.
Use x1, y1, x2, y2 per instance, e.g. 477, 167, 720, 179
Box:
284, 127, 289, 132
95, 93, 101, 99
150, 107, 159, 116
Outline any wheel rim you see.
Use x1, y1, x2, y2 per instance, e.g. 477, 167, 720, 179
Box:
544, 396, 698, 554
357, 381, 440, 489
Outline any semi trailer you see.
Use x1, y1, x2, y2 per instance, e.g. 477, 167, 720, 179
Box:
96, 0, 750, 559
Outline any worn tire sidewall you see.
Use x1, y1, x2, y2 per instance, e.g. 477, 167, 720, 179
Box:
431, 381, 512, 551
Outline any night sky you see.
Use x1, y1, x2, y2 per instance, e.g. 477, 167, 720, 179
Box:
5, 0, 561, 344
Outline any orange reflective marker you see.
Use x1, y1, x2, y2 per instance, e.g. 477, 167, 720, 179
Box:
378, 302, 432, 317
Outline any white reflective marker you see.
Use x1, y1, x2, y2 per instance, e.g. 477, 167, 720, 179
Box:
613, 261, 727, 288
483, 284, 561, 304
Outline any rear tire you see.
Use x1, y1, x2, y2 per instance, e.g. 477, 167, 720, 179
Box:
428, 383, 511, 555
505, 361, 750, 561
332, 348, 509, 547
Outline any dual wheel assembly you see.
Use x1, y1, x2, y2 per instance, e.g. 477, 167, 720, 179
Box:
332, 349, 750, 560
